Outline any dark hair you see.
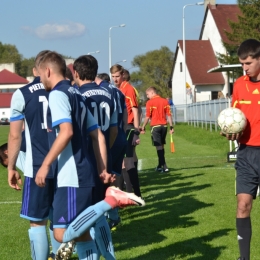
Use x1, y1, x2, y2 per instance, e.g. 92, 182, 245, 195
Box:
237, 39, 260, 59
97, 73, 110, 82
38, 51, 66, 77
123, 69, 130, 81
110, 64, 124, 74
0, 143, 8, 167
73, 55, 98, 81
66, 66, 74, 82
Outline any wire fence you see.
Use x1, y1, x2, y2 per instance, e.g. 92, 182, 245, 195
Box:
141, 98, 231, 132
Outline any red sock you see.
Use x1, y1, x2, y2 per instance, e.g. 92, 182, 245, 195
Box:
104, 196, 117, 209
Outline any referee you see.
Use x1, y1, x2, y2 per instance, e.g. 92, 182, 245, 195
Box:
141, 87, 174, 172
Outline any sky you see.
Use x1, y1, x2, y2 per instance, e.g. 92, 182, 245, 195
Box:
0, 0, 237, 74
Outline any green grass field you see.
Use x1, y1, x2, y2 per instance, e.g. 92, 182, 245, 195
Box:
1, 124, 260, 259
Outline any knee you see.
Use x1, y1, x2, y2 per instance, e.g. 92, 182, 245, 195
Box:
237, 200, 252, 217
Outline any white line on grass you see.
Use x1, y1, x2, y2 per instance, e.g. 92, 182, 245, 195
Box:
0, 201, 21, 204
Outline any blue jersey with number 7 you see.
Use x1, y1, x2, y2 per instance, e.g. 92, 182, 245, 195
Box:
10, 77, 55, 178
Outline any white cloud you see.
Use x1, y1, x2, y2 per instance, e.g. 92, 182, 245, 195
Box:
22, 22, 86, 40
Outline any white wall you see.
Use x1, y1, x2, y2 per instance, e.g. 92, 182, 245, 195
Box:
0, 108, 10, 119
0, 84, 24, 91
0, 63, 15, 72
201, 10, 229, 96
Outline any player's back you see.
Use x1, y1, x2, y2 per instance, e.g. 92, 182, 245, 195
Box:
10, 77, 54, 178
49, 80, 97, 188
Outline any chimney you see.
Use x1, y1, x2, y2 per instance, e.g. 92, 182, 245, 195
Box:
204, 0, 216, 10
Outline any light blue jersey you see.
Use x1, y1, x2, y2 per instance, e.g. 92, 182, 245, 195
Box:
49, 80, 99, 188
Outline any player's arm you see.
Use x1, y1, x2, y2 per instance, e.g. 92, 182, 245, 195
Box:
7, 90, 25, 190
141, 101, 151, 133
8, 120, 23, 190
35, 122, 73, 187
109, 126, 118, 148
166, 105, 174, 134
89, 128, 115, 183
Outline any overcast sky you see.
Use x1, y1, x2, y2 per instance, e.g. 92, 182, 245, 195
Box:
0, 0, 236, 74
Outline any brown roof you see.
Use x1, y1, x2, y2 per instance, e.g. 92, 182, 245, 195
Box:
200, 4, 241, 43
0, 93, 13, 108
0, 69, 29, 84
179, 40, 224, 85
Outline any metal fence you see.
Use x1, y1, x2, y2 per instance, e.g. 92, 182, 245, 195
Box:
141, 98, 231, 132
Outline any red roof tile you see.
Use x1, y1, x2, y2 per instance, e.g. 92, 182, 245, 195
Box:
206, 4, 241, 44
0, 69, 29, 84
67, 63, 74, 74
179, 40, 225, 85
0, 93, 13, 108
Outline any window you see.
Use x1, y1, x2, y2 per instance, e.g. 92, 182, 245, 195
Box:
212, 91, 218, 100
180, 62, 182, 72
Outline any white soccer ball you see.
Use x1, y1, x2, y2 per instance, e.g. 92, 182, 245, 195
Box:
217, 107, 247, 134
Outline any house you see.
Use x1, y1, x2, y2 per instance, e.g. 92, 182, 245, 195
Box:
171, 1, 241, 105
0, 93, 13, 119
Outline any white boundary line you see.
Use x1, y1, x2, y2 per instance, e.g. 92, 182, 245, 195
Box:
0, 201, 21, 204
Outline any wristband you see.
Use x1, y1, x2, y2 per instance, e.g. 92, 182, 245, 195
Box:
170, 126, 174, 130
134, 130, 140, 135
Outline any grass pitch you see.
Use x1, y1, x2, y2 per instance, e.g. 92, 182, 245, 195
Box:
1, 124, 260, 259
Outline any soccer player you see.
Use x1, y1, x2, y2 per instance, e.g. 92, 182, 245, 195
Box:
34, 51, 145, 260
7, 50, 58, 260
110, 64, 142, 198
140, 87, 174, 172
73, 55, 117, 259
96, 73, 128, 229
223, 39, 260, 260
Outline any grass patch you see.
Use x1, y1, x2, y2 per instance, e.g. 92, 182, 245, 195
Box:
1, 124, 260, 259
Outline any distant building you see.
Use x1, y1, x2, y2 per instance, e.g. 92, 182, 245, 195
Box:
170, 2, 241, 105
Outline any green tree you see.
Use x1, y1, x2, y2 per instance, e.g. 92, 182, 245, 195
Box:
217, 0, 260, 67
19, 57, 35, 78
0, 42, 22, 74
130, 46, 174, 100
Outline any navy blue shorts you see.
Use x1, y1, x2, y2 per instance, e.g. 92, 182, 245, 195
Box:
20, 177, 54, 221
53, 186, 94, 228
151, 125, 167, 146
235, 144, 260, 199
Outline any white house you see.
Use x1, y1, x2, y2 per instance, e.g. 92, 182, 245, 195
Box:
171, 1, 241, 105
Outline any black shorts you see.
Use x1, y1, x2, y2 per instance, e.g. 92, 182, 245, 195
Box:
151, 125, 167, 146
125, 124, 135, 157
235, 144, 260, 199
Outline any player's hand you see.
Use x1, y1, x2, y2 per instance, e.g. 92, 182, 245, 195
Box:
220, 131, 243, 141
139, 127, 145, 134
169, 129, 174, 134
133, 134, 140, 146
99, 172, 116, 184
35, 165, 50, 187
8, 169, 22, 190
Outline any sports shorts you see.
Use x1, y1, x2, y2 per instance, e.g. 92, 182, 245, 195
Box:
151, 125, 167, 146
20, 177, 54, 221
235, 144, 260, 199
53, 186, 94, 228
125, 124, 135, 158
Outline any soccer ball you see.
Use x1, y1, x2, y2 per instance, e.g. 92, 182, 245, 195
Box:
217, 107, 247, 134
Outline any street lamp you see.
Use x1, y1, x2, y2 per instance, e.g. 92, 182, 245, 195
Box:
183, 2, 203, 107
115, 59, 127, 64
109, 24, 126, 71
87, 50, 100, 55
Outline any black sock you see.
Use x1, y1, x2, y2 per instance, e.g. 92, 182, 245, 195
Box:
236, 217, 251, 260
127, 167, 142, 197
157, 149, 163, 167
134, 161, 138, 170
161, 148, 165, 165
122, 168, 133, 192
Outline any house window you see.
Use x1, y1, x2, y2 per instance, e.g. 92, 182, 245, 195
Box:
2, 112, 5, 115
212, 91, 218, 100
180, 62, 182, 72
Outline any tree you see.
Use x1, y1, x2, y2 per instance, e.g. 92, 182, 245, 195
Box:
217, 0, 260, 66
19, 57, 35, 78
130, 46, 174, 100
0, 42, 22, 74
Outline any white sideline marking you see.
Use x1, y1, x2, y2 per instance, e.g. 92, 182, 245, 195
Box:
138, 159, 143, 171
0, 201, 21, 204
